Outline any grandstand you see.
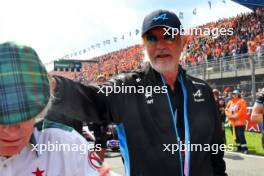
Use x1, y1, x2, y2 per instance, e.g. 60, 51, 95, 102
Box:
50, 6, 264, 104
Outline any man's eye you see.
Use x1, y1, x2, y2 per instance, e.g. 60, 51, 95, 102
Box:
146, 35, 157, 43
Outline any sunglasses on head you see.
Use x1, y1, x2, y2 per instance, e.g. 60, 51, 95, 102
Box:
144, 33, 176, 44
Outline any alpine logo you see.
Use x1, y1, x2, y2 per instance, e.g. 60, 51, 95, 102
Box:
152, 13, 168, 21
193, 90, 205, 102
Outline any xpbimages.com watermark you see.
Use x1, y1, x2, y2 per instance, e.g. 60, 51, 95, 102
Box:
97, 82, 168, 96
31, 141, 102, 155
163, 26, 234, 39
163, 141, 234, 154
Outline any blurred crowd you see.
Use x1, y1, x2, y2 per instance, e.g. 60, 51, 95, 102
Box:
180, 7, 264, 67
51, 7, 264, 82
50, 45, 144, 83
94, 45, 144, 80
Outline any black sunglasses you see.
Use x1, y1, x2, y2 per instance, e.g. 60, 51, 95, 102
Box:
145, 33, 176, 44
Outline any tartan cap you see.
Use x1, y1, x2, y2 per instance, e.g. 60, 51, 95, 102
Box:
0, 42, 50, 124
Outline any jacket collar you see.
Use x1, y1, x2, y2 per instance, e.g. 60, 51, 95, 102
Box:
143, 62, 186, 86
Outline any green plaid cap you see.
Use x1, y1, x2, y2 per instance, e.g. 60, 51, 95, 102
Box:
0, 42, 50, 124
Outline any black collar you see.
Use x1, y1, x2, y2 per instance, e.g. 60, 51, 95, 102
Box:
143, 62, 186, 86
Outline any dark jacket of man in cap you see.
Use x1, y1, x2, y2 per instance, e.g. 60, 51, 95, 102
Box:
51, 9, 227, 176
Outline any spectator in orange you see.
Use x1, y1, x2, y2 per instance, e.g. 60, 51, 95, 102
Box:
248, 38, 257, 53
225, 90, 248, 154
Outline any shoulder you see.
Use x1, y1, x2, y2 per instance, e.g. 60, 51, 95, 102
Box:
33, 120, 87, 147
226, 100, 232, 105
256, 88, 264, 105
35, 119, 73, 132
240, 98, 247, 105
186, 75, 209, 87
32, 120, 99, 175
108, 65, 147, 85
259, 88, 264, 97
185, 74, 212, 93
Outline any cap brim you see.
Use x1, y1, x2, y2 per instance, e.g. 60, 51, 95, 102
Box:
141, 25, 173, 36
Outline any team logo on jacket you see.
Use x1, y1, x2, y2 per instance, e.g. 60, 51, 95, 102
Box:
193, 90, 205, 102
88, 151, 102, 169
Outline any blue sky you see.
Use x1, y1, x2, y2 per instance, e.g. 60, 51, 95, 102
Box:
0, 0, 251, 70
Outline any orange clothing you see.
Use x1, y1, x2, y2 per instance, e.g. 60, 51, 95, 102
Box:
225, 97, 247, 126
215, 48, 222, 57
248, 41, 257, 53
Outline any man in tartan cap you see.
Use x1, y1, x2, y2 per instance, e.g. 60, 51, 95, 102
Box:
0, 42, 111, 176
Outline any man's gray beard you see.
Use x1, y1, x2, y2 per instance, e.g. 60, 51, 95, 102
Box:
149, 60, 178, 74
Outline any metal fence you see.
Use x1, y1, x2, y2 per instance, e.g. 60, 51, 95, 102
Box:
186, 53, 264, 79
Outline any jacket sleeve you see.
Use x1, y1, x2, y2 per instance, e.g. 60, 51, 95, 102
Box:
51, 76, 122, 124
208, 88, 228, 176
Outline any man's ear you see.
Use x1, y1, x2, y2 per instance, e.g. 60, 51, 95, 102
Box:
141, 37, 147, 48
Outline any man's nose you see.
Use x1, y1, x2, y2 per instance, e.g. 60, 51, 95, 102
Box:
156, 38, 167, 49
